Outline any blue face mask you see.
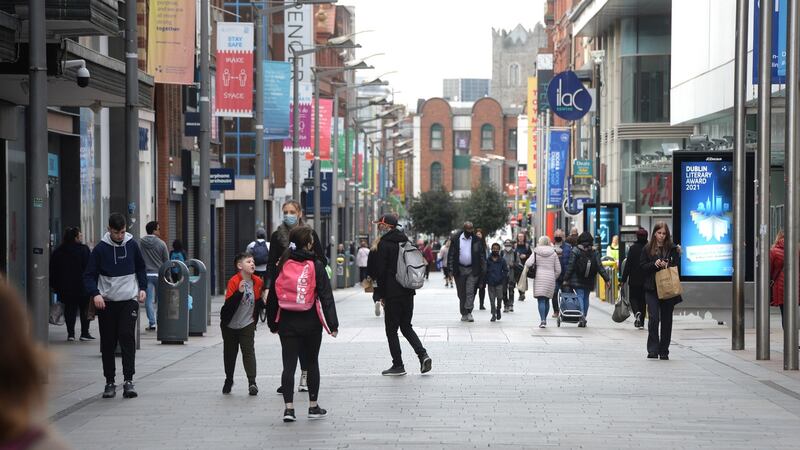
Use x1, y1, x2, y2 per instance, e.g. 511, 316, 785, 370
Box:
283, 214, 298, 226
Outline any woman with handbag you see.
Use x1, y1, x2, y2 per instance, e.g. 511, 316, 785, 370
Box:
640, 222, 682, 360
529, 236, 561, 328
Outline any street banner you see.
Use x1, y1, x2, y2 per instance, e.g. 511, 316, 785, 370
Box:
518, 170, 527, 196
305, 98, 333, 160
283, 82, 313, 153
536, 53, 553, 112
215, 22, 254, 117
753, 0, 787, 84
337, 127, 354, 177
263, 61, 291, 139
147, 0, 196, 84
526, 76, 538, 188
285, 4, 315, 83
354, 154, 363, 183
397, 159, 405, 197
548, 130, 569, 206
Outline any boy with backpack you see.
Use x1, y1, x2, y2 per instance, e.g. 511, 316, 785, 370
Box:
266, 226, 338, 422
220, 253, 265, 396
247, 228, 270, 280
486, 243, 509, 322
372, 214, 432, 377
562, 231, 610, 327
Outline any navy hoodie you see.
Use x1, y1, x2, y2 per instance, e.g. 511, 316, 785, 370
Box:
84, 232, 147, 301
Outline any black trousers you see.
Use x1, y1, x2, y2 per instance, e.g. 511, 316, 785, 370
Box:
645, 291, 675, 356
551, 286, 560, 314
359, 267, 368, 282
629, 285, 646, 320
98, 299, 138, 383
384, 295, 426, 367
505, 278, 515, 307
62, 295, 89, 337
280, 331, 322, 404
222, 322, 257, 384
478, 285, 486, 307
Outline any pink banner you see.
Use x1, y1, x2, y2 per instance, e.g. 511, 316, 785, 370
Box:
305, 98, 333, 160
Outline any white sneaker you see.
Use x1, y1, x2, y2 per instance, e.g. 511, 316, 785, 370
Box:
539, 321, 546, 328
298, 371, 309, 392
374, 302, 381, 317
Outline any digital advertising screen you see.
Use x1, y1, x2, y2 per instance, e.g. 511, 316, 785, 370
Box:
672, 152, 754, 282
582, 203, 622, 258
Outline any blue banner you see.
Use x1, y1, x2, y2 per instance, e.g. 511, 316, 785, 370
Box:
548, 129, 569, 206
305, 165, 333, 215
263, 60, 291, 139
753, 0, 787, 84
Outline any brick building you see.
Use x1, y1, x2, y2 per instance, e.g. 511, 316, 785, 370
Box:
413, 97, 517, 199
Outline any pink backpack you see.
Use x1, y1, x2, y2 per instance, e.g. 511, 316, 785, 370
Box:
274, 259, 330, 333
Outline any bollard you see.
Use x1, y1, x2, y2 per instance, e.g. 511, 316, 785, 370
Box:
186, 259, 208, 336
157, 260, 190, 344
347, 254, 357, 287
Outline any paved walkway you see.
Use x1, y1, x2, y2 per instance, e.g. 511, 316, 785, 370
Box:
47, 280, 800, 449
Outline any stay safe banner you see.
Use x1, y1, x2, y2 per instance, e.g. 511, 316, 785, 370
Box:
215, 23, 254, 117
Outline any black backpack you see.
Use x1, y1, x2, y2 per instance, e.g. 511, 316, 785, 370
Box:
251, 241, 269, 266
574, 248, 599, 280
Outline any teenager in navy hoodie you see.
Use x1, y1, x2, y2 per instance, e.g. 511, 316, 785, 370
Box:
84, 213, 147, 400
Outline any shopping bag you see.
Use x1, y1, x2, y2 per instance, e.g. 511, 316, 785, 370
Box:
516, 265, 529, 292
655, 266, 682, 300
612, 294, 631, 323
362, 277, 374, 293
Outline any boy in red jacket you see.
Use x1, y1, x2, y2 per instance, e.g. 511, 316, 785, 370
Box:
220, 253, 265, 396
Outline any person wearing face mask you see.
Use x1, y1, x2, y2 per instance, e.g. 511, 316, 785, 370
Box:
552, 229, 572, 319
485, 243, 509, 322
264, 200, 328, 395
446, 221, 487, 322
514, 233, 532, 302
501, 239, 518, 312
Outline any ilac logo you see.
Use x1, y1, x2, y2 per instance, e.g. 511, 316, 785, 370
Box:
555, 78, 587, 112
547, 71, 592, 121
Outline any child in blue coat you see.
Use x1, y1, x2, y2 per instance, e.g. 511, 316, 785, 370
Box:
485, 243, 509, 322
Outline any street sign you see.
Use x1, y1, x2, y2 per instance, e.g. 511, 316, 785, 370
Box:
547, 70, 592, 121
210, 168, 235, 191
573, 159, 593, 178
184, 112, 200, 137
304, 170, 333, 215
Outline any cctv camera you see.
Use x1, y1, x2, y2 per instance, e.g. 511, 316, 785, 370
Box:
76, 66, 90, 88
62, 59, 90, 88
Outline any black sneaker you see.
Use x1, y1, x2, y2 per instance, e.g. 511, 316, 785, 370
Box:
420, 355, 432, 374
497, 310, 502, 320
308, 405, 328, 419
122, 381, 137, 399
248, 384, 259, 396
79, 333, 96, 341
381, 365, 406, 376
67, 335, 75, 342
647, 353, 659, 359
146, 326, 156, 331
659, 354, 669, 360
276, 386, 284, 395
283, 408, 296, 423
490, 314, 496, 322
102, 383, 116, 398
222, 379, 233, 394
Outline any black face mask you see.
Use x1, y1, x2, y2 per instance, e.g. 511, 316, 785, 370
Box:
463, 231, 473, 238
491, 250, 500, 256
554, 237, 563, 243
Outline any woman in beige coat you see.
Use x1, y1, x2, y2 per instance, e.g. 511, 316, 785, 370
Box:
527, 236, 561, 328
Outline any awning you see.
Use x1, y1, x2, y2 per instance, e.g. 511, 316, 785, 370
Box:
571, 0, 670, 37
0, 39, 153, 108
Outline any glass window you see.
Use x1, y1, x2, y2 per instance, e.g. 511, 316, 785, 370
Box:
508, 167, 515, 183
454, 130, 470, 155
430, 162, 443, 191
481, 124, 494, 151
481, 166, 491, 185
238, 156, 255, 176
621, 139, 678, 215
508, 128, 518, 152
453, 155, 471, 191
431, 124, 443, 150
621, 55, 670, 123
509, 63, 520, 86
621, 16, 670, 56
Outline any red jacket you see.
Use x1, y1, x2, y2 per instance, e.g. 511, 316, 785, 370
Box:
225, 272, 264, 300
220, 272, 264, 327
770, 239, 785, 306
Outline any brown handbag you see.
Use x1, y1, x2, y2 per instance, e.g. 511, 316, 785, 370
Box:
655, 266, 682, 300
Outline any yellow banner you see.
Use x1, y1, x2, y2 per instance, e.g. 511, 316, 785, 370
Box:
147, 0, 196, 84
527, 76, 538, 189
397, 159, 405, 197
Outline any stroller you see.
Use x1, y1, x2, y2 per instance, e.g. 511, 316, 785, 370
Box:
557, 288, 584, 327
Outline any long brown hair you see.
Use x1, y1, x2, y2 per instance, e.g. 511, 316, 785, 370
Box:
644, 222, 674, 257
0, 278, 50, 440
277, 225, 314, 272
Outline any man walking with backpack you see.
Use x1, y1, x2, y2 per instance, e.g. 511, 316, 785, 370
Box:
563, 231, 609, 327
372, 214, 432, 376
447, 222, 487, 322
247, 228, 270, 281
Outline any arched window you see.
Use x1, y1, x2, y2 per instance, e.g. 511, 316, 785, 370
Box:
509, 63, 520, 86
481, 124, 494, 150
430, 162, 443, 190
430, 124, 444, 150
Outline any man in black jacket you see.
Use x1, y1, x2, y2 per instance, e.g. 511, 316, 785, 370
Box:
447, 221, 487, 322
372, 214, 432, 377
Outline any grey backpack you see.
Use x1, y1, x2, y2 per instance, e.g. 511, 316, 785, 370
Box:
395, 241, 427, 289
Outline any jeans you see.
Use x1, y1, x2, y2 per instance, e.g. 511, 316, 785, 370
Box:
384, 295, 427, 367
575, 288, 590, 320
537, 296, 550, 322
222, 322, 257, 384
145, 275, 158, 327
98, 300, 138, 383
645, 290, 675, 356
280, 331, 322, 403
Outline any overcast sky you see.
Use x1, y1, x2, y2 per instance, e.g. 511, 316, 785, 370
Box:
342, 0, 546, 111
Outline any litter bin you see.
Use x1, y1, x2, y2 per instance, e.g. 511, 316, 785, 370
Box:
346, 254, 357, 287
157, 260, 190, 344
598, 257, 618, 304
186, 259, 208, 336
336, 254, 346, 288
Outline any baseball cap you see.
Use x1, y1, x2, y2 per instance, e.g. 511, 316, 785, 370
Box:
373, 214, 399, 227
